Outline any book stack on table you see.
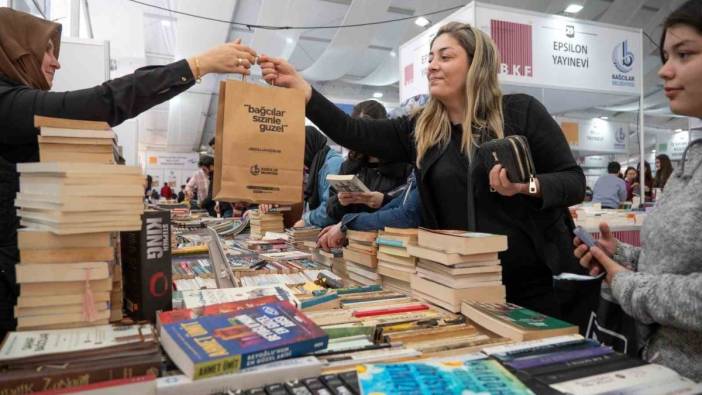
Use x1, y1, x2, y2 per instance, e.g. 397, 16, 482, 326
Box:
342, 230, 379, 286
286, 226, 321, 251
408, 228, 508, 312
248, 210, 284, 239
13, 116, 145, 330
375, 227, 418, 294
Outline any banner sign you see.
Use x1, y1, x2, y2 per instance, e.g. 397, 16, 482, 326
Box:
399, 2, 643, 103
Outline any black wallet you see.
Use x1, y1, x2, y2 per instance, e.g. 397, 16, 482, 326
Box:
478, 135, 537, 193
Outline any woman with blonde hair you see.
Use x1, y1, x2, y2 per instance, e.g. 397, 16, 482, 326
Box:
260, 22, 584, 316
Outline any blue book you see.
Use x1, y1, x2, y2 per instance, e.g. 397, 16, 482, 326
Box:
375, 237, 405, 248
161, 301, 329, 380
358, 359, 534, 395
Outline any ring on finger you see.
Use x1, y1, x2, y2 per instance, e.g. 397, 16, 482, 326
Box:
237, 58, 243, 66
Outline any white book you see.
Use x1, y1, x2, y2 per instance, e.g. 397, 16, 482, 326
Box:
156, 356, 322, 395
0, 324, 154, 361
179, 285, 299, 310
551, 363, 683, 395
326, 174, 371, 193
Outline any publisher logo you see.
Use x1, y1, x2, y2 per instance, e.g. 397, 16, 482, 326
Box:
250, 164, 278, 176
615, 127, 626, 144
250, 164, 261, 176
612, 40, 634, 73
566, 24, 575, 38
491, 19, 533, 77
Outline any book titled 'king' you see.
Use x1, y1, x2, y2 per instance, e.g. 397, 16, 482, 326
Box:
160, 300, 328, 380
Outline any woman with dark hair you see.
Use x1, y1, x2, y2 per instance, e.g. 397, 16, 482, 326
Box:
654, 154, 674, 190
326, 100, 413, 222
632, 161, 654, 201
623, 166, 638, 201
261, 21, 585, 316
0, 7, 255, 336
298, 126, 342, 228
575, 0, 702, 380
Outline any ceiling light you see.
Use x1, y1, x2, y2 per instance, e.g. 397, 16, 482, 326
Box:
389, 51, 396, 57
373, 92, 383, 99
285, 37, 294, 44
564, 4, 584, 13
600, 116, 608, 120
675, 128, 683, 132
160, 20, 171, 27
415, 17, 430, 27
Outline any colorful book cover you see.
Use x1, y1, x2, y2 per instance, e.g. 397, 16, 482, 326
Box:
158, 296, 279, 326
357, 359, 534, 395
161, 301, 328, 380
467, 302, 575, 331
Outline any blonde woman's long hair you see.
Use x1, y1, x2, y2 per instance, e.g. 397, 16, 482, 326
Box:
414, 22, 504, 167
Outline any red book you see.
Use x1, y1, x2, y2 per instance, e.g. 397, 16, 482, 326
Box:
158, 295, 278, 326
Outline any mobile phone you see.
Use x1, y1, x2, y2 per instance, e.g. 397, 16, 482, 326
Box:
573, 226, 597, 248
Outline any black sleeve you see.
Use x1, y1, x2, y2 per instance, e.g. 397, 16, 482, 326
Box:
306, 88, 416, 164
0, 60, 195, 145
522, 96, 586, 209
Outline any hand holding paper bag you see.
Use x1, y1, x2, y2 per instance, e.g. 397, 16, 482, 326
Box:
258, 55, 313, 102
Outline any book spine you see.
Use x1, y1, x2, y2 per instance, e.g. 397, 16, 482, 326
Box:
507, 346, 613, 370
241, 335, 329, 370
494, 339, 599, 361
483, 335, 585, 356
536, 357, 648, 385
523, 352, 627, 377
0, 359, 159, 395
375, 238, 404, 248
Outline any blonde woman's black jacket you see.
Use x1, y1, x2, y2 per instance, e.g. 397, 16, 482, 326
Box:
306, 88, 585, 315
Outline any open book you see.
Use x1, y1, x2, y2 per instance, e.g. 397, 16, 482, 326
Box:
326, 174, 371, 193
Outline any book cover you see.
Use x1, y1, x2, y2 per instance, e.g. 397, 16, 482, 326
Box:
157, 296, 279, 327
326, 174, 371, 193
160, 301, 328, 380
357, 359, 534, 395
461, 302, 578, 341
121, 209, 172, 323
180, 285, 299, 310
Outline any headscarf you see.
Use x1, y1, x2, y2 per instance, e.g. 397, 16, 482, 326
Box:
0, 7, 62, 90
303, 126, 330, 210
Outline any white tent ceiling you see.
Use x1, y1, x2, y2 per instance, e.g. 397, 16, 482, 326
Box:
66, 0, 692, 152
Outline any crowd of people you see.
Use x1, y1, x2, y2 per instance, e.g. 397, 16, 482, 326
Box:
0, 0, 700, 381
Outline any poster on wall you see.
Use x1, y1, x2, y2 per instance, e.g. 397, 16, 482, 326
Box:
658, 131, 689, 160
559, 117, 629, 154
398, 2, 642, 103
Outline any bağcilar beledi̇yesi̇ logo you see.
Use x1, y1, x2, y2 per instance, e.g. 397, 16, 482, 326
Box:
250, 164, 278, 176
611, 40, 635, 87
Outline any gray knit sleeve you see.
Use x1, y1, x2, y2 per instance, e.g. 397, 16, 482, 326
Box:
611, 271, 702, 331
613, 242, 641, 271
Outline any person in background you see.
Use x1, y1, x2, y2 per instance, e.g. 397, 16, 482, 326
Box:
144, 175, 154, 201
298, 126, 342, 228
318, 172, 421, 250
575, 0, 702, 380
632, 161, 654, 201
592, 161, 627, 209
584, 186, 593, 202
260, 21, 584, 316
624, 166, 638, 201
654, 153, 674, 190
326, 100, 413, 222
185, 155, 213, 206
177, 185, 186, 203
160, 182, 173, 200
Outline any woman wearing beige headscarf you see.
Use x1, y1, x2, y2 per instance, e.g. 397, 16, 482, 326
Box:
0, 7, 256, 336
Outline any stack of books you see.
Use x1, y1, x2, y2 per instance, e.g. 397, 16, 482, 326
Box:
286, 226, 321, 251
35, 115, 119, 164
15, 231, 115, 330
376, 227, 418, 294
249, 210, 284, 239
12, 116, 145, 329
0, 324, 160, 393
342, 230, 379, 286
408, 228, 508, 312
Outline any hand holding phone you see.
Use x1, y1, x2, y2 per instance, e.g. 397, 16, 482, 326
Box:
573, 226, 597, 248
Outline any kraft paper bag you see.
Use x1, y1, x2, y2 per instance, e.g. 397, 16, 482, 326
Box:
213, 79, 304, 204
